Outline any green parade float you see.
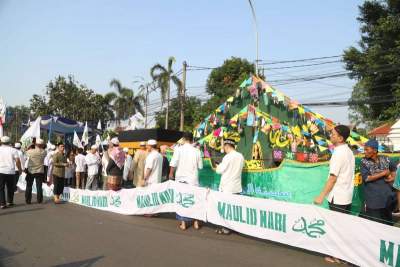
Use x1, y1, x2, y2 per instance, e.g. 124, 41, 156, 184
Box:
193, 75, 400, 213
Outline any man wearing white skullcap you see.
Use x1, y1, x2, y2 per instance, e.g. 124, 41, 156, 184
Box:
85, 145, 100, 190
144, 140, 163, 186
122, 147, 133, 188
26, 138, 46, 204
13, 142, 26, 192
132, 141, 147, 187
0, 136, 22, 208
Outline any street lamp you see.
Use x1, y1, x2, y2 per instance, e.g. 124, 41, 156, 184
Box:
247, 0, 259, 76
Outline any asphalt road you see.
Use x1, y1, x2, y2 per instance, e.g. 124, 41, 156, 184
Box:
0, 193, 332, 267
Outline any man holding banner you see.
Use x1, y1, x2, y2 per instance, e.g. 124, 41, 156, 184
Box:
314, 125, 354, 264
314, 125, 355, 212
169, 132, 203, 230
215, 138, 244, 235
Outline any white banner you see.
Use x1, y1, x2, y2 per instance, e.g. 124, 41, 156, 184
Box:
17, 178, 207, 220
16, 177, 400, 266
206, 191, 400, 267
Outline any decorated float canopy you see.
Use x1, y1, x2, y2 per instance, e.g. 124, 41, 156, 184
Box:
193, 75, 375, 169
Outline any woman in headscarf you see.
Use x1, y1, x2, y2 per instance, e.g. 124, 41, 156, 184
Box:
106, 138, 125, 191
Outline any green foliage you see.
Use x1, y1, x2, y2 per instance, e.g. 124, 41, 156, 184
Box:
206, 57, 255, 99
343, 0, 400, 127
102, 129, 118, 140
30, 75, 114, 123
106, 79, 145, 121
155, 96, 202, 131
202, 57, 258, 117
150, 56, 182, 129
3, 105, 31, 142
150, 57, 182, 104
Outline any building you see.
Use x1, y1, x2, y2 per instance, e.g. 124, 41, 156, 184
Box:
388, 119, 400, 152
368, 123, 393, 148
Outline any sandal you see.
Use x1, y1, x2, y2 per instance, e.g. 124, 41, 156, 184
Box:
324, 256, 345, 264
215, 228, 231, 235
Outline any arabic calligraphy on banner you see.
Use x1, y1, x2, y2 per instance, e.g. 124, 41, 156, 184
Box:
206, 190, 400, 267
17, 177, 400, 267
292, 217, 326, 238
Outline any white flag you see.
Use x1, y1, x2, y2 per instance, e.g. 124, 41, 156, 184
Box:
21, 116, 41, 143
95, 134, 101, 147
97, 120, 102, 130
82, 121, 89, 145
73, 131, 83, 148
0, 97, 6, 138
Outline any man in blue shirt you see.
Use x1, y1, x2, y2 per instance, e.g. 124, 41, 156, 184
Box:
360, 139, 396, 225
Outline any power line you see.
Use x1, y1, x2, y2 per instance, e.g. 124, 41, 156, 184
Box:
261, 60, 342, 70
259, 55, 342, 64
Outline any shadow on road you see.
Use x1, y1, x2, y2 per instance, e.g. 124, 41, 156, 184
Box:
0, 207, 44, 217
53, 256, 104, 267
0, 246, 23, 267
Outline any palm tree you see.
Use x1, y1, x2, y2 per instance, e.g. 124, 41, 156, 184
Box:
150, 56, 182, 129
106, 79, 145, 123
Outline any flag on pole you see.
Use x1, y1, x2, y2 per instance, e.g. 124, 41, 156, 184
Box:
0, 97, 6, 137
73, 131, 83, 148
21, 116, 41, 143
95, 134, 101, 147
97, 120, 102, 130
82, 121, 89, 145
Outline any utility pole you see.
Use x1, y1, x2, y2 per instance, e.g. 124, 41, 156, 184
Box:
180, 61, 187, 132
144, 84, 149, 129
165, 79, 170, 130
248, 0, 259, 76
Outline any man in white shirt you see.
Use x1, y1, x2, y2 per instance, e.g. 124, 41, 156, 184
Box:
44, 145, 56, 183
122, 147, 133, 188
314, 125, 355, 210
14, 142, 26, 192
144, 140, 163, 186
216, 139, 245, 194
169, 132, 203, 230
75, 148, 87, 189
215, 139, 244, 235
0, 136, 22, 208
314, 125, 354, 264
25, 138, 46, 204
85, 145, 101, 190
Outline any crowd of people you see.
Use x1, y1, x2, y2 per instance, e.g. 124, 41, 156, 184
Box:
0, 126, 399, 236
0, 132, 245, 232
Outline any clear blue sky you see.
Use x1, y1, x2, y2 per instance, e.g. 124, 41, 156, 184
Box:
0, 0, 364, 124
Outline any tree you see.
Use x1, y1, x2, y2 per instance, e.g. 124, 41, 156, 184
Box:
343, 0, 400, 127
202, 57, 256, 117
3, 105, 31, 142
155, 96, 202, 131
150, 56, 182, 129
30, 75, 115, 123
106, 79, 145, 121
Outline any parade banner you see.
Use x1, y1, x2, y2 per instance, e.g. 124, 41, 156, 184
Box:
17, 177, 400, 266
206, 191, 400, 267
17, 178, 207, 221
